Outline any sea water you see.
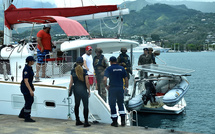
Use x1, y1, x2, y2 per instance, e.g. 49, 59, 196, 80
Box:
106, 51, 215, 134
135, 52, 215, 134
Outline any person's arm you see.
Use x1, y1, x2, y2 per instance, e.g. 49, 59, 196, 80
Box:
37, 37, 44, 52
83, 60, 89, 71
103, 76, 109, 90
85, 75, 90, 96
69, 75, 73, 91
124, 77, 128, 89
24, 78, 34, 97
138, 55, 141, 65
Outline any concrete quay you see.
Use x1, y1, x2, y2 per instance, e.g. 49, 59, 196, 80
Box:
0, 115, 197, 134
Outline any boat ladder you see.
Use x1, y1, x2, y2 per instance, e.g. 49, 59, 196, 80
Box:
128, 110, 138, 126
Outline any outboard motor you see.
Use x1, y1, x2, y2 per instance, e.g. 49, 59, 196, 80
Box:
142, 80, 156, 105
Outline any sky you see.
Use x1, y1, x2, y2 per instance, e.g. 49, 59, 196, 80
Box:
33, 0, 215, 7
33, 0, 133, 7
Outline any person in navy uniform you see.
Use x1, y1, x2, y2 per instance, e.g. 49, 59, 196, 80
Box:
69, 57, 91, 127
18, 56, 36, 122
103, 56, 128, 127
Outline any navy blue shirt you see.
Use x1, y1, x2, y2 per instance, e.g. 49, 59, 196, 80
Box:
21, 64, 34, 94
104, 64, 127, 88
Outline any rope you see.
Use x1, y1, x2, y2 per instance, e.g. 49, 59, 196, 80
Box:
99, 19, 103, 36
101, 18, 121, 30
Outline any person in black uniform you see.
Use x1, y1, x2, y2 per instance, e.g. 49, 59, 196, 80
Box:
103, 56, 128, 127
18, 56, 36, 122
69, 57, 91, 127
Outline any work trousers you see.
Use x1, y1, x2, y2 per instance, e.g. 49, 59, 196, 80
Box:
19, 94, 34, 119
96, 74, 106, 101
108, 87, 125, 120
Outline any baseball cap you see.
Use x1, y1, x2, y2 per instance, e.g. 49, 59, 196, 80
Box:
143, 48, 149, 51
43, 24, 51, 29
26, 56, 36, 62
86, 46, 92, 51
76, 57, 84, 63
109, 56, 117, 62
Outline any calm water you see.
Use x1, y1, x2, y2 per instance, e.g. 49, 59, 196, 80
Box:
106, 51, 215, 133
134, 52, 215, 134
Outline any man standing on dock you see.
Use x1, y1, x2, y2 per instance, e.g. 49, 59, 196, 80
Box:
103, 56, 128, 127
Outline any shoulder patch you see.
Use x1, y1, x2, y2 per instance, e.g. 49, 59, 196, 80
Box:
24, 71, 28, 75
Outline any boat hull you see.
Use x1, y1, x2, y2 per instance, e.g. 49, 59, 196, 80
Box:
163, 77, 189, 107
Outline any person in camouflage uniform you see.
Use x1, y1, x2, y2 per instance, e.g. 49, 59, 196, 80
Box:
93, 48, 109, 101
148, 47, 156, 64
117, 47, 132, 79
138, 48, 151, 65
138, 48, 151, 78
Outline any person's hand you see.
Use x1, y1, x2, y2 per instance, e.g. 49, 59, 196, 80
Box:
30, 90, 34, 97
41, 47, 44, 52
88, 90, 91, 97
105, 85, 110, 90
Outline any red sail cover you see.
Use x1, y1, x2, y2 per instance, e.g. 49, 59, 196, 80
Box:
4, 4, 118, 29
52, 16, 89, 36
17, 16, 90, 36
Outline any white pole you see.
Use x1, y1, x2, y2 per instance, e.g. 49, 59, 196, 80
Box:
3, 0, 12, 45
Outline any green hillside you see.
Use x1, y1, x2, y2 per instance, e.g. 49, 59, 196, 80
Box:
1, 3, 215, 51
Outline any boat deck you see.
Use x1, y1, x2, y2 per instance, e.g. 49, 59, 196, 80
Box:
0, 114, 196, 134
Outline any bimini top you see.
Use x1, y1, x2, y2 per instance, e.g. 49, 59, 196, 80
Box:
136, 64, 195, 76
60, 38, 139, 53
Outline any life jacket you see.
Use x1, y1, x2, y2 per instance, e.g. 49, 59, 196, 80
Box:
93, 55, 105, 71
118, 53, 131, 68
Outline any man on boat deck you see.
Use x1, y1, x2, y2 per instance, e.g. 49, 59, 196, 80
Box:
104, 56, 128, 127
138, 48, 151, 65
35, 24, 54, 81
117, 47, 132, 79
82, 46, 95, 87
138, 48, 151, 78
148, 47, 156, 64
93, 48, 109, 101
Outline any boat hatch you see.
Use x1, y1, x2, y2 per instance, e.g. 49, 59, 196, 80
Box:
136, 64, 195, 76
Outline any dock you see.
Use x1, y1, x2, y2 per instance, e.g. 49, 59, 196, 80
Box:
0, 115, 197, 134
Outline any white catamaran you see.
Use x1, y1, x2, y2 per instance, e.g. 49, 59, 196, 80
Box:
1, 0, 138, 124
0, 0, 194, 127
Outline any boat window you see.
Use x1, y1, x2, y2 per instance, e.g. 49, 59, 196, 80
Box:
45, 101, 56, 108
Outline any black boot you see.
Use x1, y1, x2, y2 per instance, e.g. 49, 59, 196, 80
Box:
84, 122, 91, 127
121, 115, 126, 127
76, 118, 84, 126
25, 118, 36, 122
111, 118, 118, 127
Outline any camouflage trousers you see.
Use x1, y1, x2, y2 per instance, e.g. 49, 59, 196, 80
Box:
96, 74, 106, 102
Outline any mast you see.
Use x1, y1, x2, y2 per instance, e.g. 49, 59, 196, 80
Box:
3, 0, 12, 45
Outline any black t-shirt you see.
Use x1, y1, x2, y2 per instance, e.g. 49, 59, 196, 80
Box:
71, 68, 88, 90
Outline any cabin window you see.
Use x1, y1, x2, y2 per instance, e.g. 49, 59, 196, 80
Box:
45, 101, 56, 108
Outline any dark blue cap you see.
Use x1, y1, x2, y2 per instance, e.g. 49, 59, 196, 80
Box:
26, 56, 36, 62
143, 48, 149, 51
109, 56, 117, 62
76, 57, 83, 63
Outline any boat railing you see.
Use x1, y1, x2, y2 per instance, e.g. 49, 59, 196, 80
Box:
33, 54, 75, 78
0, 61, 11, 81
